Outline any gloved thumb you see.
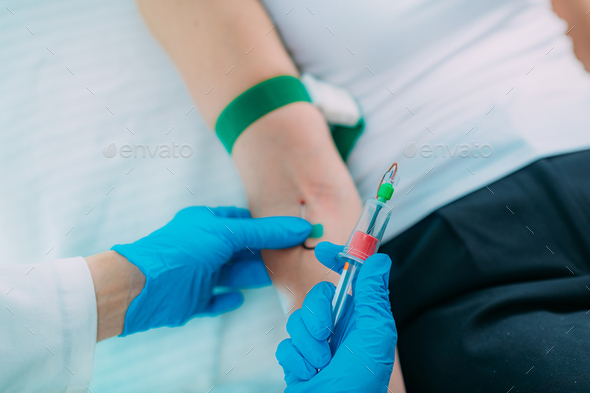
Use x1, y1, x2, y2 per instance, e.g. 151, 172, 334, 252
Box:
228, 216, 312, 251
314, 242, 346, 274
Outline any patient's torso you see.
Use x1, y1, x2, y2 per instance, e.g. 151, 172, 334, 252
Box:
262, 0, 590, 241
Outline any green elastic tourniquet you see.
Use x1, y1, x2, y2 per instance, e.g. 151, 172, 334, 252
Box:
215, 76, 311, 153
331, 119, 364, 161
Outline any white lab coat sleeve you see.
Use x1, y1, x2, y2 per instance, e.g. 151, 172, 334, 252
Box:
0, 257, 97, 393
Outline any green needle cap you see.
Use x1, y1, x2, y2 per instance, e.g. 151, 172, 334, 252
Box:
377, 183, 394, 202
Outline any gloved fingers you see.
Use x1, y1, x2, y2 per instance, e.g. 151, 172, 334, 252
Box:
314, 242, 345, 274
276, 339, 318, 382
286, 309, 331, 369
209, 206, 252, 219
217, 258, 271, 288
301, 282, 336, 341
203, 291, 244, 315
354, 253, 395, 331
228, 216, 311, 251
228, 248, 262, 263
174, 206, 252, 220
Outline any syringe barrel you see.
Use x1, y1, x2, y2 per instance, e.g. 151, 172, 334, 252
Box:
343, 199, 392, 261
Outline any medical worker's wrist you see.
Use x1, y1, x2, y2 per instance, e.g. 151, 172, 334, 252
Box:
86, 251, 146, 341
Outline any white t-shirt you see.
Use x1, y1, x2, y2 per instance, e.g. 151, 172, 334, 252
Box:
262, 0, 590, 242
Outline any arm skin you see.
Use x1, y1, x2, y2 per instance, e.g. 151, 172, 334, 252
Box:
552, 0, 590, 71
135, 0, 405, 390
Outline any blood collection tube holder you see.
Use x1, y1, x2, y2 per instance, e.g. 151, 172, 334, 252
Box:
331, 174, 396, 326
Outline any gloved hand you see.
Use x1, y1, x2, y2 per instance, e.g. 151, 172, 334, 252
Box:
112, 206, 311, 336
276, 242, 397, 392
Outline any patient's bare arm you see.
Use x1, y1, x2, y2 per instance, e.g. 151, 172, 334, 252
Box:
135, 0, 404, 390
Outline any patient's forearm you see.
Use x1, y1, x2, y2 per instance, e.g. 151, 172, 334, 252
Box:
232, 101, 362, 304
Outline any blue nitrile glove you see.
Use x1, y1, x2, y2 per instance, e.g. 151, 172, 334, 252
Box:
276, 242, 397, 393
112, 206, 311, 336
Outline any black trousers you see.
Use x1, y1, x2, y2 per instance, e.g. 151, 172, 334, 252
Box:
380, 150, 590, 393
